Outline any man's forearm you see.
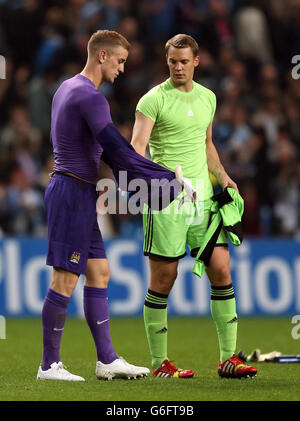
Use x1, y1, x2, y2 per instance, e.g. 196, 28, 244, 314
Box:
206, 141, 238, 191
206, 142, 226, 183
131, 140, 146, 157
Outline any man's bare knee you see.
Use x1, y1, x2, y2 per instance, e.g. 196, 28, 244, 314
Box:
149, 258, 178, 295
151, 277, 176, 295
50, 267, 79, 297
207, 263, 231, 287
206, 246, 232, 287
85, 258, 110, 288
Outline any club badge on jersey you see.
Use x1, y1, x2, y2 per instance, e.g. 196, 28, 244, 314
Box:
70, 252, 81, 264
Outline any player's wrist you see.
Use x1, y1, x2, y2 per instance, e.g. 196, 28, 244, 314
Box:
214, 168, 227, 186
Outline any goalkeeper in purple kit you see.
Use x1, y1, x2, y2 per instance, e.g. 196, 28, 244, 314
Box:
37, 30, 182, 382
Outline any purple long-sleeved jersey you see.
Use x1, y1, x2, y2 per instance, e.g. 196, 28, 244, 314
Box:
51, 74, 110, 182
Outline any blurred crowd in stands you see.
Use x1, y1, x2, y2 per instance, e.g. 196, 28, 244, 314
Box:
0, 0, 299, 239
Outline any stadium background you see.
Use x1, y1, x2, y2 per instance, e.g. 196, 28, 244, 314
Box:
0, 0, 299, 320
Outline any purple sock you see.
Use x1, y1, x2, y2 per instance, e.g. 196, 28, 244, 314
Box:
41, 288, 70, 370
83, 286, 118, 364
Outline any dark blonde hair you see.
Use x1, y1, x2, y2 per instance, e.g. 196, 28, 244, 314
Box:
165, 34, 199, 57
88, 30, 130, 58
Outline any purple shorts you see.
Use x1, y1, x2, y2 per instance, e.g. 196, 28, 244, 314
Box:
44, 173, 106, 275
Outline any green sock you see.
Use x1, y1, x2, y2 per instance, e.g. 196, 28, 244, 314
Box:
144, 289, 168, 370
210, 284, 238, 363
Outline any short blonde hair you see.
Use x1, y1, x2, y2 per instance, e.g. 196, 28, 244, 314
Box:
165, 34, 199, 57
88, 30, 130, 58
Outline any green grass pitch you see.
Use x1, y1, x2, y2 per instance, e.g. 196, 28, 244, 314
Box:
0, 317, 300, 401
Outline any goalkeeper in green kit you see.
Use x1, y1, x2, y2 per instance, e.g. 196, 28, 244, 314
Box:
131, 34, 257, 379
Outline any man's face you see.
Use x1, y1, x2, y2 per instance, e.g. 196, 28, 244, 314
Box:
101, 46, 128, 83
166, 46, 199, 87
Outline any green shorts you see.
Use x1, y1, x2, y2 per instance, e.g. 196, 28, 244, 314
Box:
143, 193, 228, 260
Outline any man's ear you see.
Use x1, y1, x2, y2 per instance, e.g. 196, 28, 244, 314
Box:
194, 55, 200, 68
98, 49, 107, 64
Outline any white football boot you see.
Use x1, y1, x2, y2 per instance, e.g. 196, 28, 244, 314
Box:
37, 361, 85, 381
96, 357, 150, 380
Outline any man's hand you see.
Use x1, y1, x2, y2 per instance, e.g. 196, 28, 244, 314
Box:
175, 165, 197, 201
218, 172, 239, 193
